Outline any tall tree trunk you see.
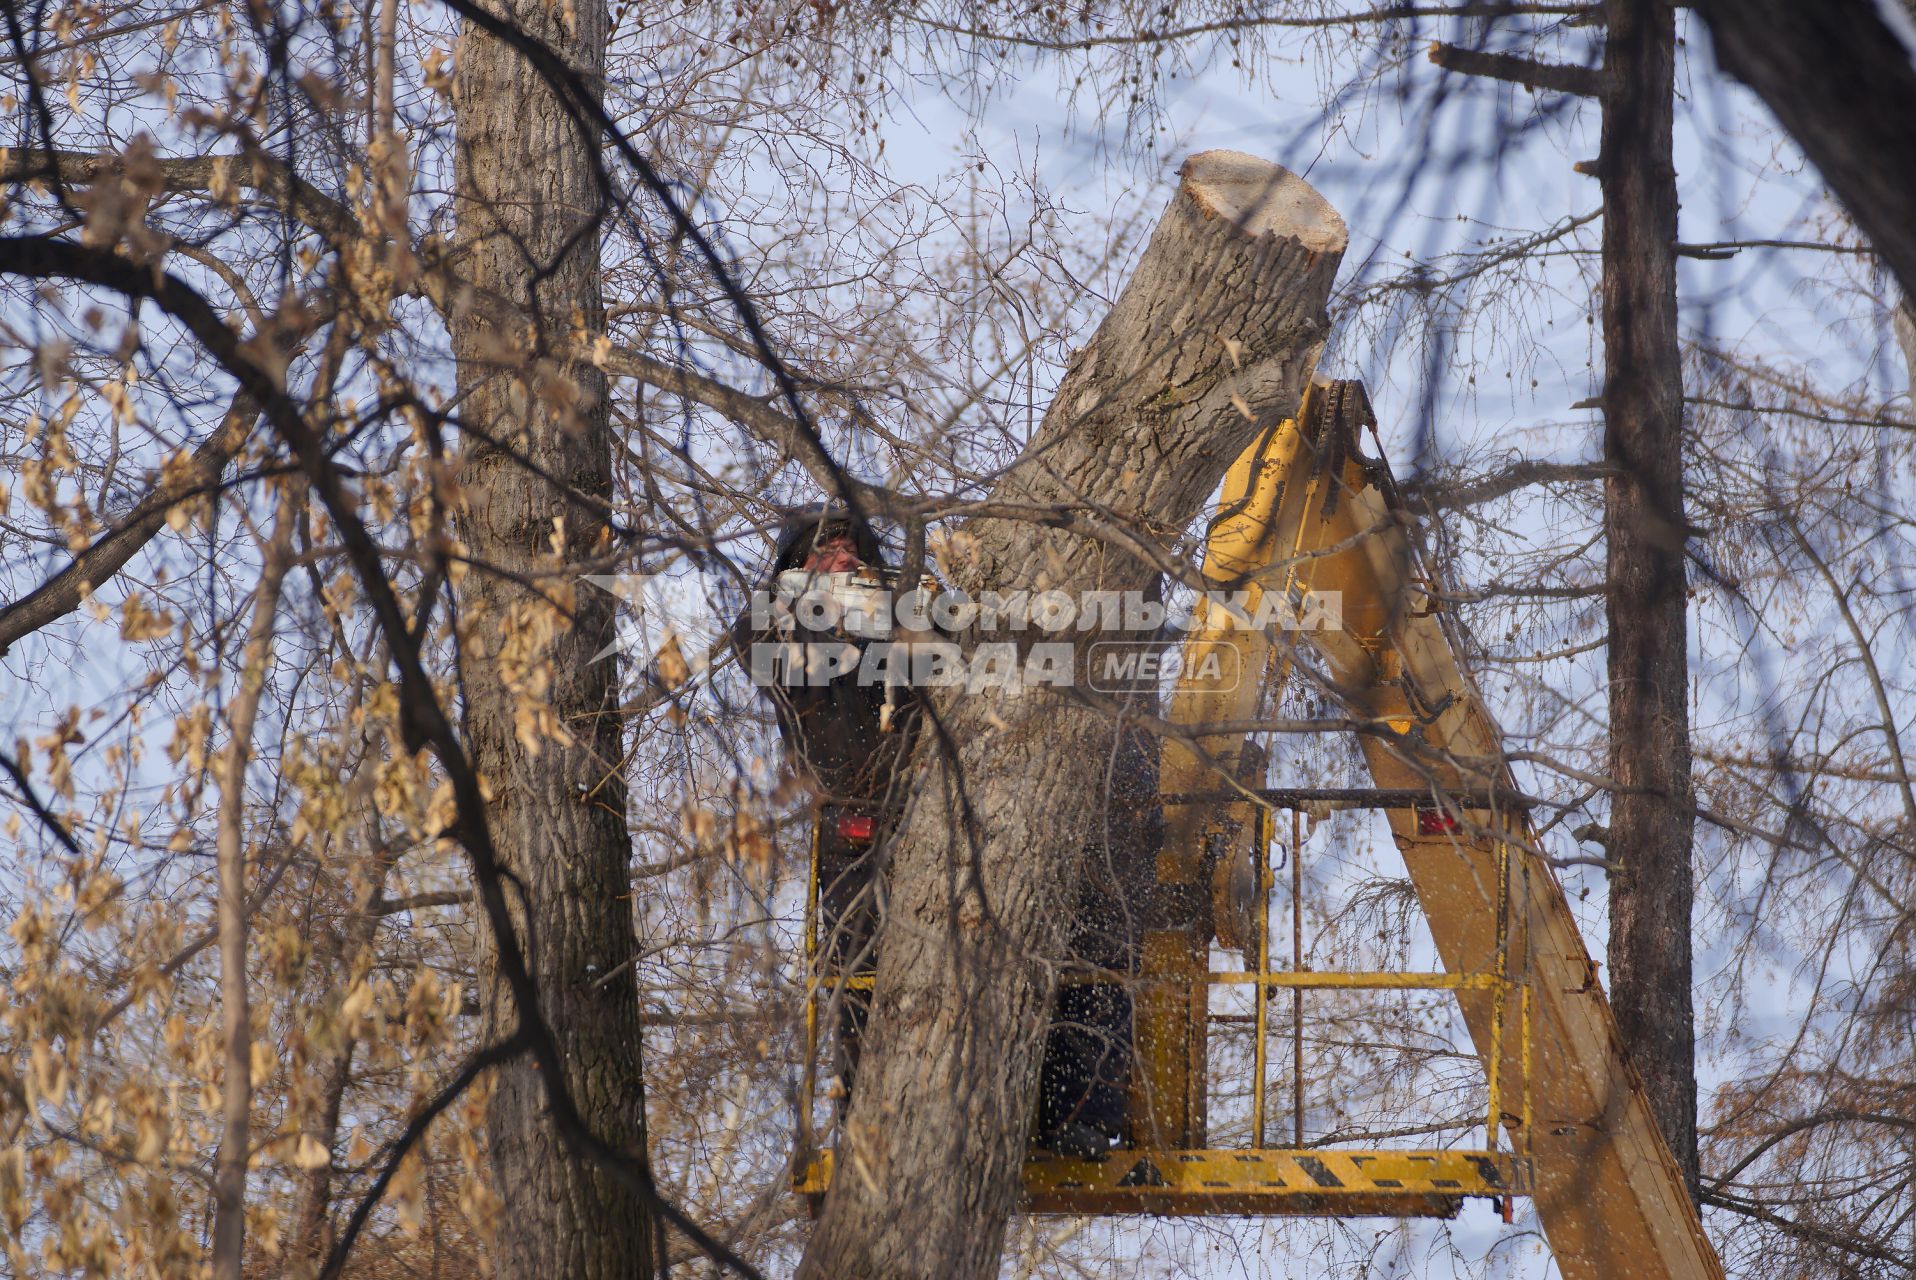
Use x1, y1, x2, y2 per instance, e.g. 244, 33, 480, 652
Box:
288, 854, 395, 1272
289, 1036, 355, 1269
1600, 0, 1698, 1200
451, 2, 657, 1274
211, 502, 296, 1279
797, 152, 1344, 1280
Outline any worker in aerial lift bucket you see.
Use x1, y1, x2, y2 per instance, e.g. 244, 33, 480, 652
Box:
734, 502, 924, 1100
738, 502, 1137, 1160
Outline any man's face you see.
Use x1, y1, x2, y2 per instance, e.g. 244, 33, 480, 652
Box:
803, 527, 862, 574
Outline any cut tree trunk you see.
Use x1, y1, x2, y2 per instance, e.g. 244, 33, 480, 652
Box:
797, 152, 1344, 1280
451, 1, 657, 1274
1600, 0, 1699, 1199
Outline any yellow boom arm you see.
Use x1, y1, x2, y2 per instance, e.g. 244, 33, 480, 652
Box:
1156, 380, 1722, 1279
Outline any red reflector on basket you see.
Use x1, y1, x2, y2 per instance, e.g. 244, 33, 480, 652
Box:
1415, 806, 1460, 835
832, 813, 877, 842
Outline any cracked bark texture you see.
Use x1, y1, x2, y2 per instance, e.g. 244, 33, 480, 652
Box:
797, 152, 1344, 1280
1600, 0, 1698, 1200
451, 0, 657, 1273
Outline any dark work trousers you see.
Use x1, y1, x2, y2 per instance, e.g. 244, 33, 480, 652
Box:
1038, 976, 1134, 1141
822, 814, 1138, 1137
1038, 857, 1144, 1146
815, 807, 879, 1095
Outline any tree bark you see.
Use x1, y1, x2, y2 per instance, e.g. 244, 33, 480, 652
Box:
1600, 0, 1698, 1200
797, 152, 1344, 1280
1687, 0, 1916, 303
287, 854, 397, 1272
211, 500, 296, 1279
451, 2, 657, 1274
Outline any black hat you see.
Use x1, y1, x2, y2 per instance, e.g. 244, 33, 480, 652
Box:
770, 502, 888, 573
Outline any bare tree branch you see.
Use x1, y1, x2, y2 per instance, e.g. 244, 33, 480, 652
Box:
1, 146, 356, 240
1429, 41, 1603, 95
0, 389, 257, 657
1404, 458, 1612, 509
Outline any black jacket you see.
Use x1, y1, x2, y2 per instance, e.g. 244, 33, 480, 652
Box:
735, 507, 930, 805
